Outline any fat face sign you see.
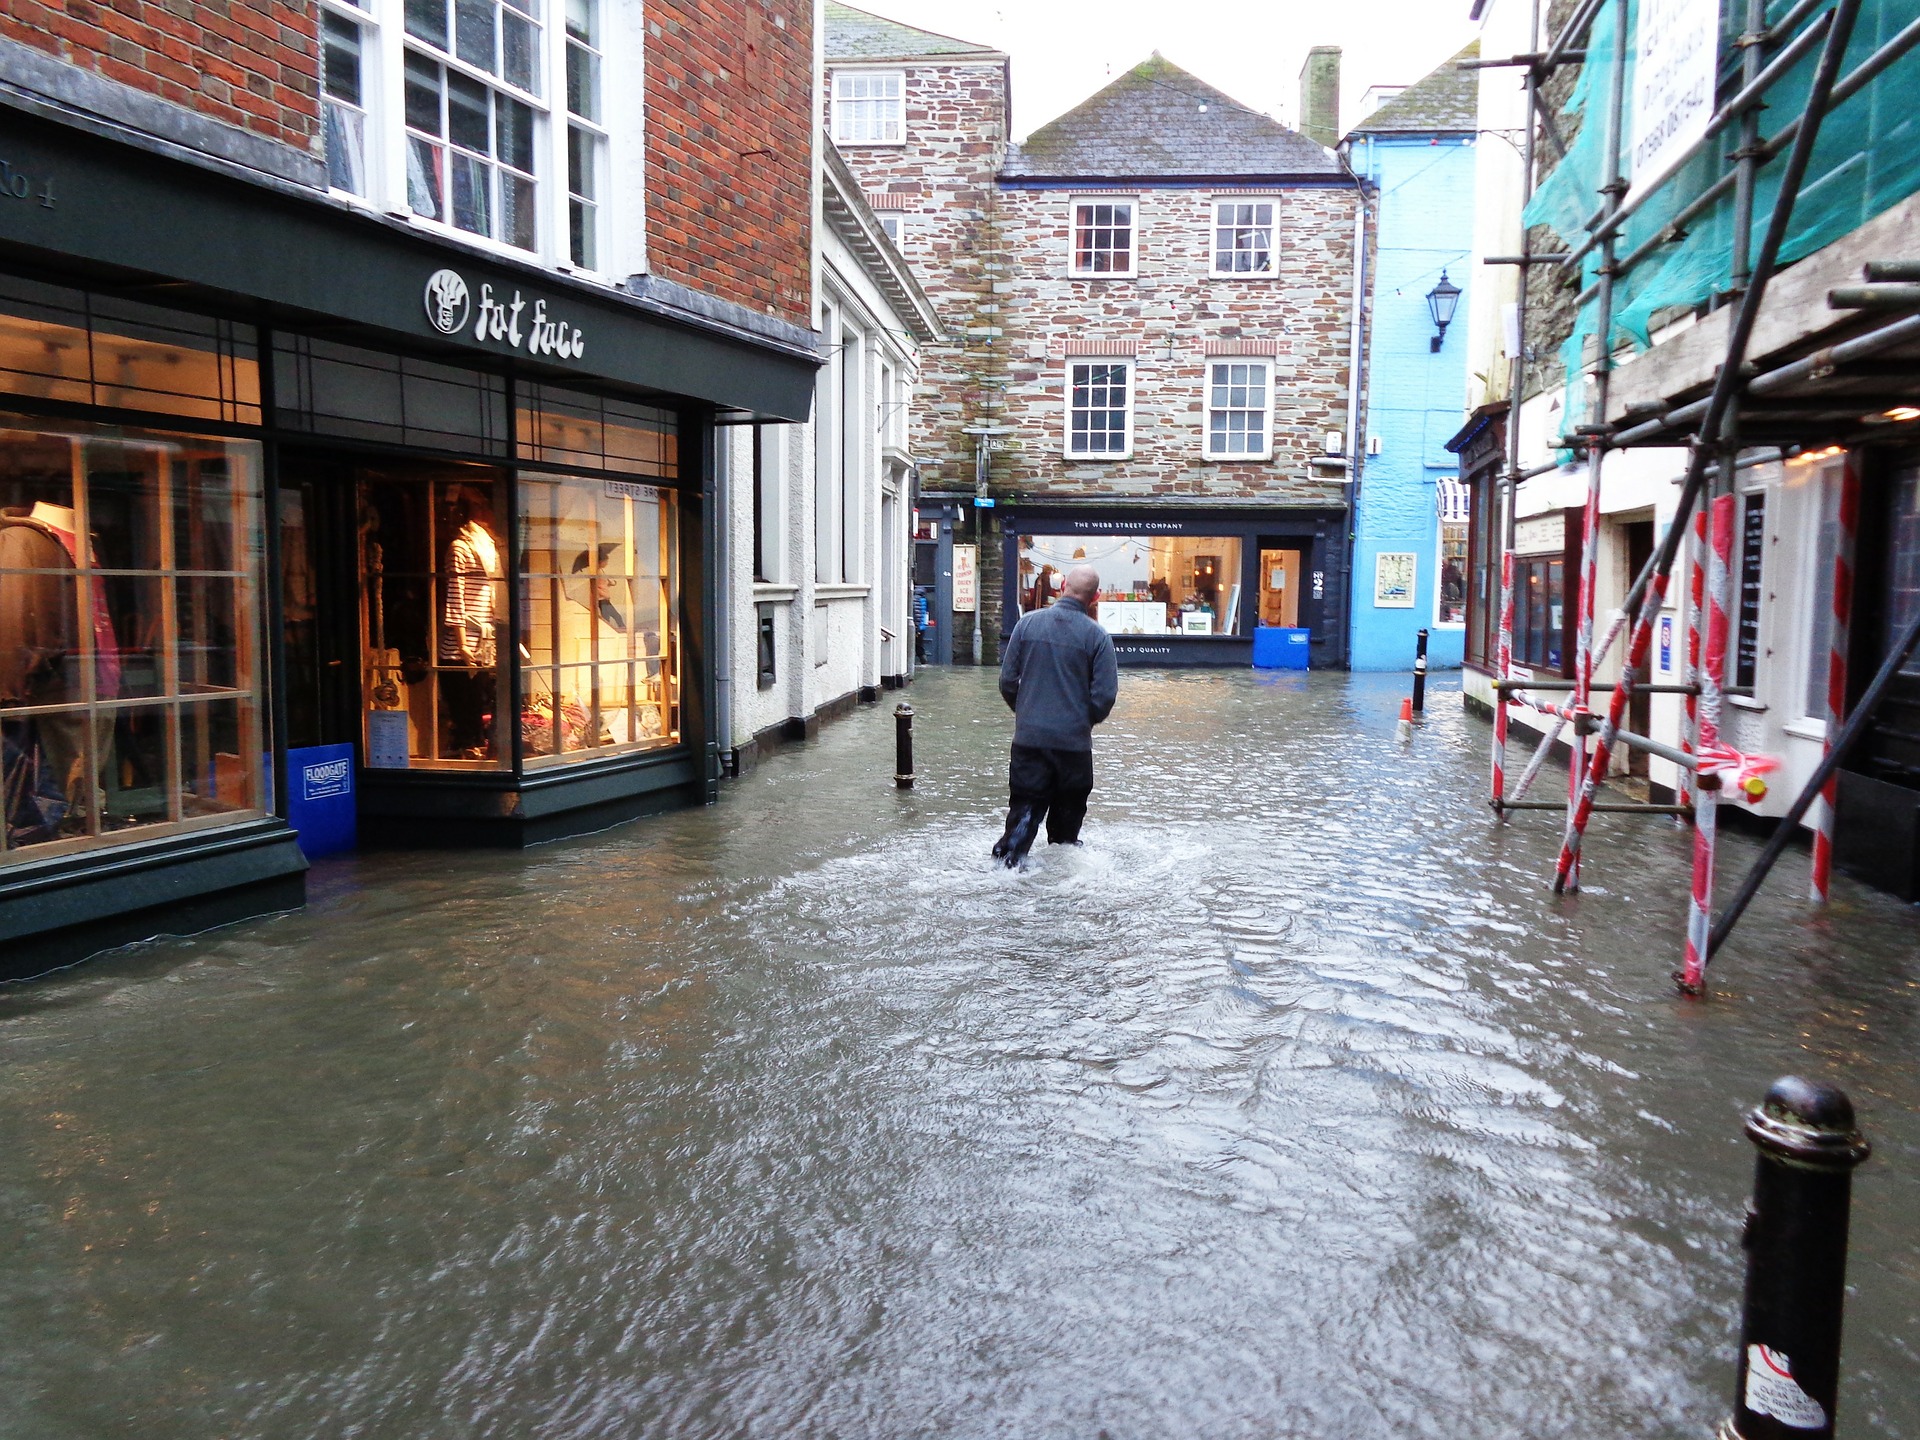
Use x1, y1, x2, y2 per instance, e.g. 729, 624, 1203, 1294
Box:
423, 267, 588, 361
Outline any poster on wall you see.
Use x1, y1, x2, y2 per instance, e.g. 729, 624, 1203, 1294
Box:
1374, 552, 1417, 608
1628, 0, 1719, 203
953, 544, 978, 612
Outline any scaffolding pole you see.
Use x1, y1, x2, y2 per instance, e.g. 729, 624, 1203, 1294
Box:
1809, 454, 1860, 903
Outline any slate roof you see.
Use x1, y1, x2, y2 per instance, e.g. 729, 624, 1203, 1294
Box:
823, 2, 1002, 62
1001, 55, 1339, 181
1347, 40, 1480, 136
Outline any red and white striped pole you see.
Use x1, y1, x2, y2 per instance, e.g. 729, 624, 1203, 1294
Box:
1810, 456, 1860, 903
1680, 506, 1705, 816
1493, 548, 1515, 817
1681, 492, 1735, 993
1566, 450, 1605, 890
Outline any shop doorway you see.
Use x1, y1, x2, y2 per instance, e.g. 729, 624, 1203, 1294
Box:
1258, 547, 1302, 628
1624, 519, 1654, 777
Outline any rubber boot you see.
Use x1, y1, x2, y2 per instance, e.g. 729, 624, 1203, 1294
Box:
993, 802, 1045, 868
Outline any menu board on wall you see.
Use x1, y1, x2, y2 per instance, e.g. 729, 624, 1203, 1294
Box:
1735, 492, 1766, 690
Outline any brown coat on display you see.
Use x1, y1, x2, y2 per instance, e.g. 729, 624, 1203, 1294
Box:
0, 515, 79, 704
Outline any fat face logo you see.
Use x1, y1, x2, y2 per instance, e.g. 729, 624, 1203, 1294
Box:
424, 269, 471, 335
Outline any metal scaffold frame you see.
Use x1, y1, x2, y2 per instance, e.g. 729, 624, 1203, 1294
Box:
1478, 0, 1920, 990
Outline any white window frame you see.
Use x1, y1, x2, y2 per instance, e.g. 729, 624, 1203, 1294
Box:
1202, 359, 1273, 461
1064, 358, 1135, 460
1435, 515, 1469, 629
316, 0, 611, 275
831, 69, 905, 146
1210, 198, 1279, 277
878, 213, 903, 243
318, 0, 382, 202
1069, 197, 1138, 279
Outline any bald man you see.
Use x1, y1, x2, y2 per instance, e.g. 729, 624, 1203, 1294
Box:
992, 563, 1119, 867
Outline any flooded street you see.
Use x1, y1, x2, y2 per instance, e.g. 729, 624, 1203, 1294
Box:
2, 668, 1917, 1439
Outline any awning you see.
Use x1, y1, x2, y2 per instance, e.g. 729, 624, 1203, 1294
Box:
1436, 478, 1472, 523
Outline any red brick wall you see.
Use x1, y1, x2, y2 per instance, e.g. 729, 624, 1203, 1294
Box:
645, 0, 812, 325
0, 0, 320, 150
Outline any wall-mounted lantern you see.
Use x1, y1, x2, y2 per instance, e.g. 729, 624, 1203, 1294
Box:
1427, 271, 1461, 353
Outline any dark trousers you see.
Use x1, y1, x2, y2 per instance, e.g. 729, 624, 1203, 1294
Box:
993, 743, 1094, 866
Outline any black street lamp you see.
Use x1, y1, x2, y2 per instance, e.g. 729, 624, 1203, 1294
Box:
1427, 270, 1461, 353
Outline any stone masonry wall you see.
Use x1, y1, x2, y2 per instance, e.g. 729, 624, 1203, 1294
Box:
0, 0, 321, 151
646, 0, 814, 326
996, 184, 1359, 506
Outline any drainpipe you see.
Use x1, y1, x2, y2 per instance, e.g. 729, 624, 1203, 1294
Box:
713, 428, 734, 777
1339, 138, 1372, 671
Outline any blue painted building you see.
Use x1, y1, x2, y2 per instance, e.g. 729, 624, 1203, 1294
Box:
1342, 47, 1479, 671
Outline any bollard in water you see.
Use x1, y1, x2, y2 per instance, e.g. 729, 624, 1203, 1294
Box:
1719, 1077, 1871, 1440
1412, 627, 1429, 717
893, 702, 914, 789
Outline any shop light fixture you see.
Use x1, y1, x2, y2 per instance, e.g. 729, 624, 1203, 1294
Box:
1883, 405, 1920, 421
1426, 271, 1462, 352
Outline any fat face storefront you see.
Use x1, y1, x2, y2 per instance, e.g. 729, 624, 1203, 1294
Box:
0, 111, 814, 976
998, 506, 1347, 667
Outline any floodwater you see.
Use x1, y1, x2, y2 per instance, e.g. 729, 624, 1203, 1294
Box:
2, 668, 1916, 1439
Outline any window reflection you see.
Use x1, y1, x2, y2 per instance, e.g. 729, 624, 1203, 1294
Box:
1017, 533, 1244, 636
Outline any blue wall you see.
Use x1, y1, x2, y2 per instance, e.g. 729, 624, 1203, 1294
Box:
1348, 131, 1476, 672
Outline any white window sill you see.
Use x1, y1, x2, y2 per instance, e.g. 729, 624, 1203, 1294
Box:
1063, 451, 1133, 462
1782, 718, 1828, 742
814, 583, 871, 599
1207, 272, 1280, 281
1203, 452, 1274, 463
1727, 694, 1769, 712
753, 582, 799, 601
834, 139, 906, 149
1067, 272, 1138, 281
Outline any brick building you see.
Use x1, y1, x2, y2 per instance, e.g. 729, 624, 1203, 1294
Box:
0, 1, 821, 975
824, 6, 1366, 666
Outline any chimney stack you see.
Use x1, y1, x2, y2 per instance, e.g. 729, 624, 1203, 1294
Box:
1299, 45, 1342, 149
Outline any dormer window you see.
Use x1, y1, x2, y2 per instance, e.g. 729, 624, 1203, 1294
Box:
1071, 199, 1136, 277
833, 70, 905, 145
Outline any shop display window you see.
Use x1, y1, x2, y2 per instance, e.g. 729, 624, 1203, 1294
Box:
1017, 533, 1244, 636
357, 467, 511, 769
519, 473, 680, 765
1514, 555, 1565, 672
1, 417, 266, 863
0, 276, 260, 426
1438, 521, 1468, 625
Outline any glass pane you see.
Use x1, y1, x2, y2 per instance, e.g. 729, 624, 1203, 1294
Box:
174, 453, 249, 573
1015, 534, 1243, 634
407, 138, 445, 221
504, 11, 538, 92
569, 198, 596, 270
179, 697, 257, 817
455, 0, 497, 72
0, 513, 84, 707
322, 11, 363, 103
0, 279, 92, 405
566, 0, 594, 43
176, 575, 243, 693
404, 0, 449, 47
449, 151, 491, 236
324, 101, 367, 195
498, 95, 535, 173
502, 171, 537, 252
84, 444, 165, 572
566, 39, 597, 120
448, 71, 492, 153
99, 573, 160, 700
100, 703, 170, 834
404, 52, 443, 135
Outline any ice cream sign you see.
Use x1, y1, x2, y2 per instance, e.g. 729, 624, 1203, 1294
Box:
423, 268, 587, 361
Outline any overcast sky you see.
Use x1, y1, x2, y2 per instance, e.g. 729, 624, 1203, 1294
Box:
842, 1, 1485, 141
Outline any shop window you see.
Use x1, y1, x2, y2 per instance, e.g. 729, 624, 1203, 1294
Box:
1066, 361, 1132, 458
517, 383, 675, 476
1438, 526, 1468, 627
0, 277, 261, 425
357, 468, 510, 768
274, 333, 511, 456
1465, 475, 1497, 667
1017, 533, 1244, 636
519, 473, 679, 764
1513, 555, 1565, 672
2, 417, 267, 864
1211, 200, 1277, 276
1071, 200, 1136, 277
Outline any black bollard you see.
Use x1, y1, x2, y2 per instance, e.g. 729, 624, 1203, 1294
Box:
1720, 1077, 1871, 1440
1411, 628, 1429, 717
893, 702, 914, 789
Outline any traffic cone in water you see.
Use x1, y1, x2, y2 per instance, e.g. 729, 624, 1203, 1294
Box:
1396, 697, 1414, 744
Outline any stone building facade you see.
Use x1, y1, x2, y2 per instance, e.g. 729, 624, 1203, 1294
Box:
825, 7, 1365, 666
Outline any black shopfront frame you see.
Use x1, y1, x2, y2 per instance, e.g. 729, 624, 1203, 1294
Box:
998, 505, 1347, 668
0, 108, 817, 976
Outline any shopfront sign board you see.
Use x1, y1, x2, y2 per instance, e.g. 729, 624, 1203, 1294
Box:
425, 268, 588, 360
953, 544, 978, 611
286, 743, 356, 858
1628, 0, 1720, 203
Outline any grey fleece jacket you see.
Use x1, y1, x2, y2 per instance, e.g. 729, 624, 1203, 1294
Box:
997, 596, 1119, 751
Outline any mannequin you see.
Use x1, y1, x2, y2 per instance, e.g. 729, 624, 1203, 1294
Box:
438, 487, 500, 759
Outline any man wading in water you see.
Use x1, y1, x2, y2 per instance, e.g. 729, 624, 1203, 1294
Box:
993, 564, 1119, 868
